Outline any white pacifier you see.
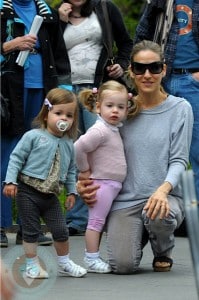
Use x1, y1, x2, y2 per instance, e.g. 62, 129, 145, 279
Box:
56, 120, 69, 132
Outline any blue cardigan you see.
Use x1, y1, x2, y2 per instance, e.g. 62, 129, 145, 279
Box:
4, 129, 77, 195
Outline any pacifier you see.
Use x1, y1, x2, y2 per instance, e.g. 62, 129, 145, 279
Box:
56, 120, 69, 132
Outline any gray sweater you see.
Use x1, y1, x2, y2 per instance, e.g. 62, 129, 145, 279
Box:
111, 95, 194, 211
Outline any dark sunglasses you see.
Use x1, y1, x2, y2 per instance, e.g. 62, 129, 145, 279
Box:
131, 61, 164, 75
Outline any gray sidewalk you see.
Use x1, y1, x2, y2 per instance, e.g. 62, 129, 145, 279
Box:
1, 233, 198, 300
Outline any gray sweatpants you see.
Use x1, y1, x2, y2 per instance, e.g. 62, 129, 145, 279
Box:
106, 195, 184, 274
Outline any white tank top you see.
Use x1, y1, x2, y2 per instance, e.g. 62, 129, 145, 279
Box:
63, 12, 103, 84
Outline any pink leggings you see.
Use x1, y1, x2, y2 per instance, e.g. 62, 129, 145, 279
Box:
87, 179, 122, 232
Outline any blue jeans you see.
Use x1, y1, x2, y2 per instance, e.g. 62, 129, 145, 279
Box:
163, 73, 199, 199
66, 84, 97, 231
0, 88, 44, 228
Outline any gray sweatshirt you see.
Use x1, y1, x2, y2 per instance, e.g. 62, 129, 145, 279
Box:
111, 95, 194, 211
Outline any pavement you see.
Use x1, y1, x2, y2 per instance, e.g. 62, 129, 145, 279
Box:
1, 233, 199, 300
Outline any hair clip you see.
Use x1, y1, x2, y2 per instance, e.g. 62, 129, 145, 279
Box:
92, 87, 98, 94
44, 98, 53, 110
128, 93, 133, 99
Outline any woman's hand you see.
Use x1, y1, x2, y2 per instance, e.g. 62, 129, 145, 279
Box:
106, 64, 124, 79
2, 34, 37, 54
143, 182, 172, 220
76, 179, 100, 207
3, 184, 18, 198
65, 194, 75, 210
58, 2, 72, 22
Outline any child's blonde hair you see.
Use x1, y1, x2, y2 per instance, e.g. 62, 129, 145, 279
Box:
78, 80, 140, 119
32, 88, 78, 139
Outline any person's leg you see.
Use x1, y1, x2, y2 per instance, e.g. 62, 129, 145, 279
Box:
106, 203, 146, 274
42, 194, 87, 278
16, 88, 53, 244
65, 84, 97, 235
163, 74, 199, 199
142, 195, 184, 271
16, 182, 48, 279
84, 180, 121, 273
0, 135, 21, 247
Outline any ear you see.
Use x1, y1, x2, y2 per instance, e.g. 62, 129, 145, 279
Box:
129, 68, 135, 79
162, 63, 167, 78
95, 101, 100, 114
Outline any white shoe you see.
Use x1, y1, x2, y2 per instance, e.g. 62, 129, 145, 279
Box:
26, 265, 49, 279
84, 257, 111, 273
59, 259, 87, 277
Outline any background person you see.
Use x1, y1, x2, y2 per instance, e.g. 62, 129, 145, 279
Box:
134, 0, 199, 206
58, 0, 134, 235
3, 88, 87, 279
0, 0, 69, 247
76, 40, 194, 274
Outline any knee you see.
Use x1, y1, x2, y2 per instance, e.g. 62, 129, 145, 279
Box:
145, 216, 177, 235
52, 225, 68, 241
87, 218, 105, 232
109, 253, 141, 274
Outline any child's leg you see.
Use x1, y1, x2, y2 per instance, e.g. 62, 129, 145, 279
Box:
16, 182, 49, 278
42, 194, 87, 278
84, 180, 122, 273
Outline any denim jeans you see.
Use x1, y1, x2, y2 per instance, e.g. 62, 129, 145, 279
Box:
1, 88, 44, 228
66, 84, 97, 231
163, 73, 199, 199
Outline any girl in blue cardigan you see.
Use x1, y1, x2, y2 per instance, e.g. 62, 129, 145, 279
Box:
3, 88, 87, 279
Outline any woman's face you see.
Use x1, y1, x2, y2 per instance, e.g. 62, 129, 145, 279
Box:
131, 50, 166, 94
67, 0, 87, 7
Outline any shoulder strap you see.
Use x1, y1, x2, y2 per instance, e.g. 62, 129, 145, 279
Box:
101, 0, 114, 62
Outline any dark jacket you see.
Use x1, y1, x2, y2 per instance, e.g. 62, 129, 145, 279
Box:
1, 0, 69, 136
134, 0, 199, 79
61, 0, 133, 87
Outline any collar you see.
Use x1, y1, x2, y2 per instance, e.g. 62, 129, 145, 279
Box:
96, 115, 123, 132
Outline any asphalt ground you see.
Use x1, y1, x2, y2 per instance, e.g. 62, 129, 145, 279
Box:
1, 233, 198, 300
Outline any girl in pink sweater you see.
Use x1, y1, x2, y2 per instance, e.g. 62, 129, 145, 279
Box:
75, 80, 140, 273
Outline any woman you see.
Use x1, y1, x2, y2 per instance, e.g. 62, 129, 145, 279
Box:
58, 0, 133, 132
58, 0, 133, 236
76, 40, 194, 274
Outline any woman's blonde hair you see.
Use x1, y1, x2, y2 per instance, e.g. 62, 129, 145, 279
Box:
78, 80, 141, 119
32, 88, 78, 139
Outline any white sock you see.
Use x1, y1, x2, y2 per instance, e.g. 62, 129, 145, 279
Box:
85, 251, 100, 259
57, 254, 70, 265
26, 256, 40, 274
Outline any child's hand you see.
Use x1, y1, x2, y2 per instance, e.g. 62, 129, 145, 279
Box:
3, 184, 18, 198
65, 194, 76, 210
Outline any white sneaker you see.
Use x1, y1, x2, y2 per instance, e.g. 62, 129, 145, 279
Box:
26, 265, 49, 279
84, 257, 111, 273
59, 259, 87, 277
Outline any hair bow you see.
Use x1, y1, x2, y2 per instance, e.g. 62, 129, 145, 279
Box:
44, 98, 53, 110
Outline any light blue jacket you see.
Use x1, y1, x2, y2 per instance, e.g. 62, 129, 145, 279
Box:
4, 129, 77, 194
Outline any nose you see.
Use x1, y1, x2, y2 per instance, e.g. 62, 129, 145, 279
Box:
143, 69, 151, 76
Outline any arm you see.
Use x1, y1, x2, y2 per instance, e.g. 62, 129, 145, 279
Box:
74, 127, 102, 172
1, 35, 37, 55
144, 101, 194, 220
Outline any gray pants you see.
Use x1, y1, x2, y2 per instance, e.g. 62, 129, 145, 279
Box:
16, 182, 68, 243
106, 195, 184, 274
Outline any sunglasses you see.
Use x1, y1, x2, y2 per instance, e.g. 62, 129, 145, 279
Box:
131, 61, 164, 75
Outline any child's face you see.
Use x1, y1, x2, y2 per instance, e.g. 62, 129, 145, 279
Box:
96, 91, 128, 126
46, 102, 76, 137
